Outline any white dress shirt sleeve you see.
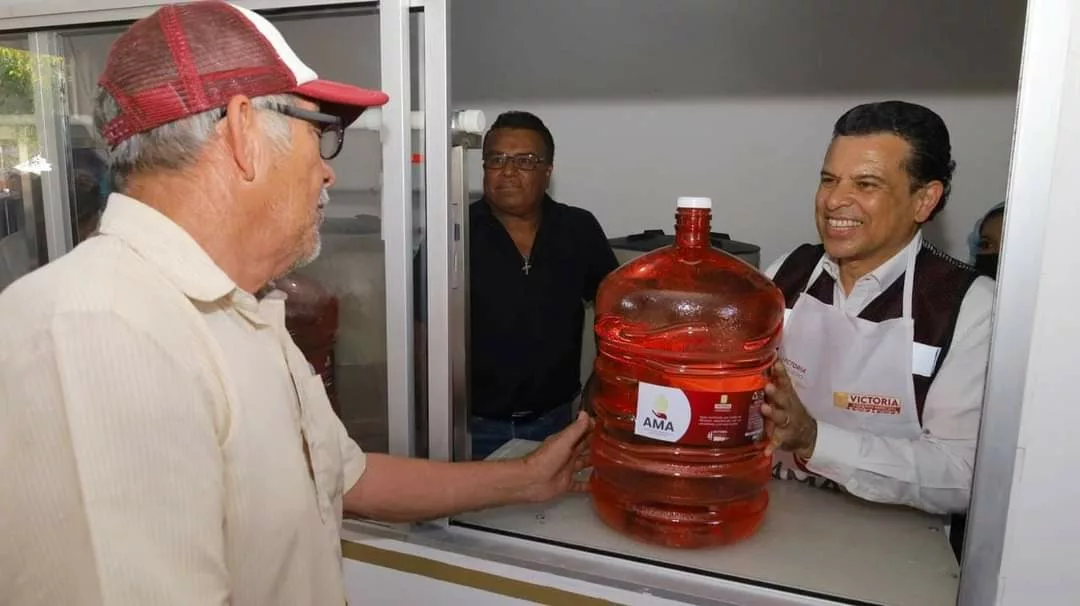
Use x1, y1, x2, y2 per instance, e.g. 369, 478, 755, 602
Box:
805, 276, 996, 514
0, 311, 230, 605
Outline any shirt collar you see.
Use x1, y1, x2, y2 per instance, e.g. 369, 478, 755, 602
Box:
820, 230, 922, 289
97, 193, 269, 325
476, 194, 557, 218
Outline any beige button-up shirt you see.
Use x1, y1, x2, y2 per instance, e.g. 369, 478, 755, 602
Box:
0, 194, 365, 605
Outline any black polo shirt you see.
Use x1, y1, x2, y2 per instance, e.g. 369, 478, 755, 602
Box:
468, 195, 618, 419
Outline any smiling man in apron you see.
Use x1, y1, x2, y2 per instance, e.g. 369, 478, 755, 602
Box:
758, 102, 996, 540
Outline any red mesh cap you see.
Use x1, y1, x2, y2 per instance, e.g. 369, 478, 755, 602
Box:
97, 0, 389, 148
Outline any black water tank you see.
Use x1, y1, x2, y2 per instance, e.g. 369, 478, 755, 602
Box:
608, 229, 761, 268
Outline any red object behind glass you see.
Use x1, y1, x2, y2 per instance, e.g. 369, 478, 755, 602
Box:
276, 273, 340, 416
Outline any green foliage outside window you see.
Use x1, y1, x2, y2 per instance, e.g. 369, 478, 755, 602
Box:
0, 46, 65, 171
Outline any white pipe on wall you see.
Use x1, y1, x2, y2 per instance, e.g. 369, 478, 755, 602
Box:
351, 108, 485, 134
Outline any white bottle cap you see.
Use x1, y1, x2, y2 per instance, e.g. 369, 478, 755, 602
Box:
677, 196, 712, 209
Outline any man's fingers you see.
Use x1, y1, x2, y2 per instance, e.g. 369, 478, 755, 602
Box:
761, 403, 790, 456
555, 411, 592, 446
769, 425, 784, 452
764, 382, 792, 417
772, 359, 786, 375
761, 402, 787, 423
764, 382, 782, 402
572, 449, 591, 472
762, 363, 803, 457
571, 432, 591, 461
771, 360, 793, 391
764, 436, 778, 456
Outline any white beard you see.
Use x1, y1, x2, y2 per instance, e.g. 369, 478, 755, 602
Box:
289, 186, 329, 271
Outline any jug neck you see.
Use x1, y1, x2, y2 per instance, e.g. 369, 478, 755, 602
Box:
675, 208, 711, 248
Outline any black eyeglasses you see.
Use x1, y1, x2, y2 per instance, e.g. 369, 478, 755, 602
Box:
483, 153, 548, 171
270, 105, 346, 160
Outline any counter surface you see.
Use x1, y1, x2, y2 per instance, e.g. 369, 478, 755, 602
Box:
454, 439, 960, 606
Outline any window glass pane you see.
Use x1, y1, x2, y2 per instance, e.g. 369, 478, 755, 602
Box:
0, 35, 44, 293
63, 26, 120, 247
410, 11, 429, 458
60, 7, 391, 456
445, 1, 1024, 604
268, 8, 389, 454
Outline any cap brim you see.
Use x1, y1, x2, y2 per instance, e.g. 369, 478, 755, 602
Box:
292, 79, 390, 127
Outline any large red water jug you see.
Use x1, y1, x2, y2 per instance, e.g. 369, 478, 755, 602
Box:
587, 196, 785, 548
276, 272, 341, 417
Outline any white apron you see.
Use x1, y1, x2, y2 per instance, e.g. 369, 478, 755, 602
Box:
773, 244, 939, 486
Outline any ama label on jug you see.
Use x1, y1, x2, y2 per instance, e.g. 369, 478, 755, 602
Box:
635, 381, 765, 446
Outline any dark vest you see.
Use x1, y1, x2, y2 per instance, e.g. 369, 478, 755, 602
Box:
771, 241, 979, 422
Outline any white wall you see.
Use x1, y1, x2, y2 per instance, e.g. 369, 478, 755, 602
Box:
451, 0, 1026, 265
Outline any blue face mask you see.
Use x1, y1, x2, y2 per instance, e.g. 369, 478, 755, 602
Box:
974, 253, 999, 280
968, 202, 1006, 262
99, 173, 113, 199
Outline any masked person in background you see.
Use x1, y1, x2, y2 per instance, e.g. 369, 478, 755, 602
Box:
0, 172, 36, 293
70, 147, 111, 243
760, 101, 996, 525
969, 202, 1005, 279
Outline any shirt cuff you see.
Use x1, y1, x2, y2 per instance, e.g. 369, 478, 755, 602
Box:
342, 438, 368, 492
804, 421, 861, 485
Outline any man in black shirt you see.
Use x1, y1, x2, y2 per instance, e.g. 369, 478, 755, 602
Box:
468, 111, 618, 459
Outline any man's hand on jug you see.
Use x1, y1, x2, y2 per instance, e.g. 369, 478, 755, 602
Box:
520, 411, 594, 502
762, 360, 818, 460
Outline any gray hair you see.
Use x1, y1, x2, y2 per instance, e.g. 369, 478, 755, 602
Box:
93, 90, 296, 190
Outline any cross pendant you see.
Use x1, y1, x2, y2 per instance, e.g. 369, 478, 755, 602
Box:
522, 259, 531, 275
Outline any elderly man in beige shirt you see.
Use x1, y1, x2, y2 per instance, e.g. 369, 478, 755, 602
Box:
0, 3, 592, 605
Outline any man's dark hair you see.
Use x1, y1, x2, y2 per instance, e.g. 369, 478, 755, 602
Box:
984, 204, 1006, 223
833, 100, 956, 221
483, 111, 555, 163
